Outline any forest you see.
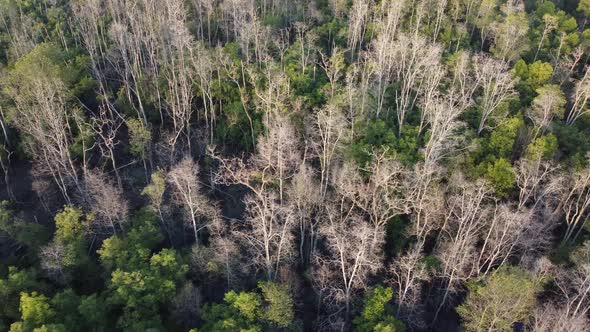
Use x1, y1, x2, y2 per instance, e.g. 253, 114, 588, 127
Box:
1, 0, 590, 331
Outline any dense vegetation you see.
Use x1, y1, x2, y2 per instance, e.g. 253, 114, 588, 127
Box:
1, 0, 590, 331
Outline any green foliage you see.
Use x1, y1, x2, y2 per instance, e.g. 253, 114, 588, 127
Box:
457, 266, 541, 332
484, 158, 515, 198
51, 207, 91, 270
553, 123, 590, 169
466, 117, 522, 197
126, 119, 151, 158
258, 281, 294, 328
98, 208, 186, 330
18, 292, 55, 331
201, 290, 263, 332
491, 10, 530, 61
579, 0, 590, 17
525, 134, 558, 160
141, 169, 166, 212
0, 268, 43, 322
201, 282, 295, 331
487, 117, 523, 158
77, 294, 109, 331
353, 286, 405, 332
526, 61, 553, 87
349, 120, 422, 166
0, 201, 48, 252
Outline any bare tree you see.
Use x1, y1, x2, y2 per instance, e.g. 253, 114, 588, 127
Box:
39, 243, 69, 284
190, 0, 215, 43
287, 164, 321, 267
160, 1, 198, 153
314, 203, 382, 319
472, 54, 516, 134
168, 157, 217, 244
239, 191, 295, 281
516, 158, 559, 210
528, 85, 566, 137
205, 218, 245, 289
530, 303, 590, 332
347, 0, 370, 60
4, 47, 81, 202
92, 106, 124, 188
405, 163, 446, 245
209, 118, 300, 280
566, 68, 590, 125
563, 253, 590, 318
84, 169, 129, 235
476, 204, 551, 276
547, 167, 590, 243
253, 113, 301, 203
388, 245, 430, 327
422, 93, 467, 168
538, 242, 590, 331
334, 154, 408, 252
191, 43, 218, 142
390, 34, 443, 134
434, 175, 492, 320
308, 103, 347, 198
367, 0, 407, 117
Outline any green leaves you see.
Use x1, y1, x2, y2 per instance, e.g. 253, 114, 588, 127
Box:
353, 286, 405, 332
484, 158, 515, 198
97, 209, 187, 330
457, 266, 541, 332
200, 282, 295, 332
258, 281, 294, 328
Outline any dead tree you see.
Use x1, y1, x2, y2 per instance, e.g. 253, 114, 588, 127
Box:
389, 34, 442, 134
434, 176, 492, 321
347, 0, 370, 60
515, 158, 559, 210
314, 201, 382, 319
368, 0, 407, 118
476, 204, 550, 276
253, 113, 301, 203
404, 163, 446, 246
4, 48, 81, 202
239, 191, 295, 281
566, 68, 590, 125
388, 245, 430, 328
548, 167, 590, 243
287, 164, 321, 267
472, 54, 516, 135
422, 93, 467, 168
84, 168, 129, 235
308, 103, 347, 198
333, 154, 408, 252
92, 106, 123, 188
528, 85, 566, 137
167, 157, 216, 244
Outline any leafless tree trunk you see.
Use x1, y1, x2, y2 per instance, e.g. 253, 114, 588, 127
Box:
472, 54, 516, 135
433, 175, 492, 321
308, 104, 347, 198
566, 68, 590, 125
388, 244, 430, 327
84, 168, 129, 235
313, 201, 382, 320
168, 157, 217, 244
